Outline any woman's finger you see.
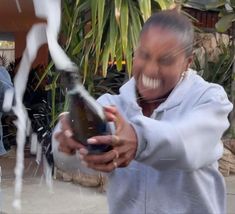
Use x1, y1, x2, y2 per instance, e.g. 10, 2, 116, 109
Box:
55, 131, 84, 150
60, 114, 72, 132
105, 111, 117, 122
104, 106, 118, 121
85, 155, 128, 172
87, 134, 123, 147
58, 144, 75, 155
87, 135, 112, 145
104, 106, 124, 133
103, 106, 117, 114
82, 142, 133, 166
81, 148, 119, 165
58, 112, 69, 120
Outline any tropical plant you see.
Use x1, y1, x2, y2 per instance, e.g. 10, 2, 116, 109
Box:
0, 53, 8, 67
35, 0, 177, 127
201, 0, 235, 134
184, 0, 235, 33
92, 66, 128, 98
61, 0, 175, 79
192, 33, 235, 137
206, 0, 235, 32
192, 36, 234, 99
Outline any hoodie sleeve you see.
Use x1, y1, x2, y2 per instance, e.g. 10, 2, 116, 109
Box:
0, 67, 13, 111
131, 86, 233, 171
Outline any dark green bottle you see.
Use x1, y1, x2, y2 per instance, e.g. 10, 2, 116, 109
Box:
63, 69, 112, 154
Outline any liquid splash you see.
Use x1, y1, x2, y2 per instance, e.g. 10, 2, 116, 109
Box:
3, 0, 77, 210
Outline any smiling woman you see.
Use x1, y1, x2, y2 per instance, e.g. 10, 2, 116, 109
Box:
132, 11, 194, 115
53, 9, 233, 214
133, 26, 192, 105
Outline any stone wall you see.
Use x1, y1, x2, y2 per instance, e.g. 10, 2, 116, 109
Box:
193, 32, 230, 69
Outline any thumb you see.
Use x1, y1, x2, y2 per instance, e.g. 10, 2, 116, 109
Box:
104, 105, 124, 132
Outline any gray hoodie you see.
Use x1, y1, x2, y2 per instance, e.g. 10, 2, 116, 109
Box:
53, 69, 233, 214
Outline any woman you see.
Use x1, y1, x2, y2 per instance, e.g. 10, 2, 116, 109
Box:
53, 10, 233, 214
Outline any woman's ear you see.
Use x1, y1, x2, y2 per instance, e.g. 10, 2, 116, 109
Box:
185, 55, 193, 70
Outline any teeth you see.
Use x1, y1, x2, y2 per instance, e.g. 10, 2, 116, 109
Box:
142, 74, 161, 89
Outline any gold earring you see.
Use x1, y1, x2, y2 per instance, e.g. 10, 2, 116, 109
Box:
181, 72, 186, 77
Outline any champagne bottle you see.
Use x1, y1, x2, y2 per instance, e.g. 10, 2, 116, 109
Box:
63, 68, 112, 154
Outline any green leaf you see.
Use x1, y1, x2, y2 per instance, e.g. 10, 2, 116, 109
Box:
126, 33, 133, 77
63, 94, 69, 112
102, 43, 110, 77
83, 53, 89, 82
51, 73, 60, 123
215, 13, 235, 32
94, 0, 105, 73
231, 0, 235, 8
116, 38, 123, 71
110, 6, 118, 62
120, 0, 128, 55
138, 0, 151, 21
65, 3, 82, 50
62, 1, 72, 27
35, 61, 54, 90
154, 0, 167, 9
115, 0, 122, 24
218, 9, 230, 17
182, 10, 200, 23
153, 0, 174, 10
205, 0, 226, 10
72, 40, 83, 55
84, 29, 93, 39
212, 53, 228, 82
91, 0, 98, 35
129, 2, 142, 49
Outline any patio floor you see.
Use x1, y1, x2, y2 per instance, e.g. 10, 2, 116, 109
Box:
1, 147, 235, 214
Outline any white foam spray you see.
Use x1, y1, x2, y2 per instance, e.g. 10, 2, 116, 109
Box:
4, 0, 77, 209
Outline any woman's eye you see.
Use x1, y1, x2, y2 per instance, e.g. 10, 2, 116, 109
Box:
158, 57, 174, 65
138, 51, 149, 60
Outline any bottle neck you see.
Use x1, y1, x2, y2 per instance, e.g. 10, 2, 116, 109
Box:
63, 71, 80, 91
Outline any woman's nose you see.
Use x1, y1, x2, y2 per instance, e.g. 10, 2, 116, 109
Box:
144, 60, 159, 76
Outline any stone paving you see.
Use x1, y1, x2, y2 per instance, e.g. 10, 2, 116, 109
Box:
0, 149, 108, 214
0, 148, 235, 214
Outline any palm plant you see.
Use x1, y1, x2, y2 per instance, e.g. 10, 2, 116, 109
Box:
185, 0, 235, 33
205, 0, 235, 33
62, 0, 175, 78
0, 53, 8, 67
35, 0, 176, 127
192, 39, 234, 99
201, 0, 235, 133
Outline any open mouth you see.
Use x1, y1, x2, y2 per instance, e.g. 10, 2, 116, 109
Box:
142, 74, 161, 89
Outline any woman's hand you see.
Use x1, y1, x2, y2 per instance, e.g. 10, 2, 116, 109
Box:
54, 113, 85, 155
79, 106, 138, 172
